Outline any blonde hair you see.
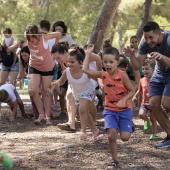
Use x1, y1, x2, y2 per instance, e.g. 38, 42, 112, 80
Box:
0, 90, 9, 102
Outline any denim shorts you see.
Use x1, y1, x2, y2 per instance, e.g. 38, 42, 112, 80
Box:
149, 71, 170, 97
1, 62, 19, 72
102, 109, 132, 132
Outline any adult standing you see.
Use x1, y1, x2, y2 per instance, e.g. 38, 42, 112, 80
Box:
25, 24, 61, 125
124, 21, 170, 148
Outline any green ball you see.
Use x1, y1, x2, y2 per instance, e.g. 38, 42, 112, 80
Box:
0, 151, 13, 170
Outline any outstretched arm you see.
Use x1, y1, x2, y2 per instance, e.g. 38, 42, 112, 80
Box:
82, 44, 102, 79
43, 32, 61, 44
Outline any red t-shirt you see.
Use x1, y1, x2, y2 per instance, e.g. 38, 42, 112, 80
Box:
138, 77, 150, 105
102, 69, 131, 112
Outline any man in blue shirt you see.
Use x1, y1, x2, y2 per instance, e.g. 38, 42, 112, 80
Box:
124, 21, 170, 149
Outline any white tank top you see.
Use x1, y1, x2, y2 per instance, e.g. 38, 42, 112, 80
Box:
66, 68, 95, 98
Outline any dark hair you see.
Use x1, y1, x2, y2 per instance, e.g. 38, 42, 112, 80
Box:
70, 44, 79, 50
130, 35, 138, 42
51, 42, 69, 54
102, 40, 120, 61
26, 25, 40, 41
0, 44, 7, 61
39, 20, 51, 32
52, 21, 67, 34
118, 56, 129, 68
20, 46, 30, 68
0, 89, 9, 102
69, 47, 85, 64
143, 59, 155, 69
143, 21, 161, 33
3, 28, 12, 34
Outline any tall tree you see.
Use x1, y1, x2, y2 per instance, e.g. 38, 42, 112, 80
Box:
87, 0, 121, 53
136, 0, 152, 42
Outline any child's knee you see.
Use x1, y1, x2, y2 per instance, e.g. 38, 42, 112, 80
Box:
120, 133, 131, 142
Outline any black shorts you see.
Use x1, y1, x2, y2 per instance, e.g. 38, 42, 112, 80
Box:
29, 66, 54, 76
60, 81, 68, 90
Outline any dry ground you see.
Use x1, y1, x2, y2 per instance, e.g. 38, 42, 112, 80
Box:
0, 96, 170, 170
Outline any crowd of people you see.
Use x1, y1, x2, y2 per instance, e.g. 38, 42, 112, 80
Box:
0, 20, 170, 169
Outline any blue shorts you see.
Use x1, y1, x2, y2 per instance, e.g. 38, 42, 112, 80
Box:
102, 109, 132, 132
149, 71, 170, 97
1, 62, 19, 72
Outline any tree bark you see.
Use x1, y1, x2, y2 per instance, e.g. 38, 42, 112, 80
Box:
87, 0, 121, 53
136, 0, 152, 42
32, 0, 38, 8
44, 0, 50, 20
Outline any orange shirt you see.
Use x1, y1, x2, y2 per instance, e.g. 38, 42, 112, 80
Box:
28, 35, 55, 72
138, 77, 150, 105
102, 69, 131, 112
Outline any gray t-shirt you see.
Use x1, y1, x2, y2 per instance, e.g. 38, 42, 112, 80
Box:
138, 30, 170, 73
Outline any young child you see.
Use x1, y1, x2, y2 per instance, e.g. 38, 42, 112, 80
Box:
0, 84, 29, 121
0, 151, 13, 170
132, 59, 157, 139
83, 43, 135, 169
2, 28, 14, 48
51, 47, 103, 141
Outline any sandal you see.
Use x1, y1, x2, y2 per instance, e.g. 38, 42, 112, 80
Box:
0, 151, 13, 170
91, 132, 104, 142
107, 160, 120, 170
34, 116, 46, 125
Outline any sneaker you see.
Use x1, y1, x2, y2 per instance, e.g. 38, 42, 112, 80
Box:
0, 151, 13, 170
143, 121, 150, 130
150, 134, 158, 140
155, 137, 170, 149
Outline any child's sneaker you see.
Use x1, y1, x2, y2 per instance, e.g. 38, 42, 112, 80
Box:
0, 151, 13, 170
150, 134, 158, 140
144, 121, 150, 130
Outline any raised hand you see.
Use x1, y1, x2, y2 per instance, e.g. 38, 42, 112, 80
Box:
123, 46, 136, 57
86, 44, 94, 53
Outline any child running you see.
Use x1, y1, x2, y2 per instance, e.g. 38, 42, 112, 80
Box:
83, 43, 135, 169
51, 47, 103, 141
132, 59, 157, 139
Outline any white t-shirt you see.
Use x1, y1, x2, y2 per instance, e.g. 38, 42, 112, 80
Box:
0, 84, 16, 103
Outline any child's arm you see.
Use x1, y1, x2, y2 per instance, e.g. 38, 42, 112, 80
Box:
51, 70, 67, 90
132, 89, 142, 102
133, 69, 140, 91
117, 72, 135, 108
6, 41, 20, 53
43, 32, 61, 44
9, 101, 18, 122
82, 44, 102, 79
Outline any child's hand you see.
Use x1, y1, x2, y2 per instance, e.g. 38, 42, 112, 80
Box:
117, 99, 126, 108
51, 81, 58, 91
87, 44, 94, 53
123, 46, 136, 57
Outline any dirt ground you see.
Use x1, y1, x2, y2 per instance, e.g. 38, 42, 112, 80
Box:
0, 96, 170, 170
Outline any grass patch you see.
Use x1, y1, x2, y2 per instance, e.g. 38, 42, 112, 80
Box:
16, 88, 28, 95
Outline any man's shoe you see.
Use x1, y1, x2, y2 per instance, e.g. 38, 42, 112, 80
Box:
155, 137, 170, 149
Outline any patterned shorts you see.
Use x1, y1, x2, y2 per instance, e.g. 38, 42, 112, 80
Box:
74, 90, 95, 105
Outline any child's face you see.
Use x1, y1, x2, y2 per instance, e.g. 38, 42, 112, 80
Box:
28, 35, 39, 46
3, 32, 10, 38
67, 55, 81, 70
52, 51, 67, 64
130, 38, 139, 49
142, 64, 154, 79
103, 54, 119, 75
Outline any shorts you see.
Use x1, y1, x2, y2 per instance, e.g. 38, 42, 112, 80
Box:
102, 109, 132, 132
60, 81, 68, 90
74, 90, 95, 105
1, 62, 19, 72
29, 66, 54, 76
149, 71, 170, 97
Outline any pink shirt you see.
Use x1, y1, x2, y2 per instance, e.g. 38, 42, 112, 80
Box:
28, 36, 54, 72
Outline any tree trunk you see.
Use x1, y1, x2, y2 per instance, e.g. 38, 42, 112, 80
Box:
136, 0, 152, 42
32, 0, 38, 8
44, 0, 50, 20
87, 0, 121, 53
40, 0, 47, 8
